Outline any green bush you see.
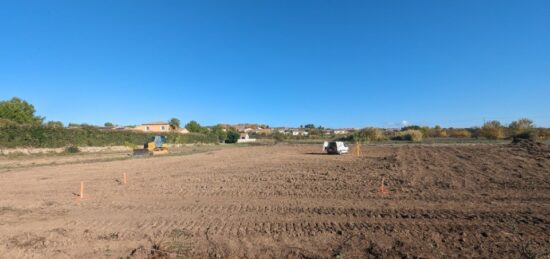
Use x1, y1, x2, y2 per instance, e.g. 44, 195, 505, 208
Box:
209, 124, 227, 143
0, 97, 44, 125
225, 130, 240, 144
46, 121, 64, 128
0, 118, 16, 126
272, 131, 286, 142
0, 125, 217, 148
185, 120, 204, 133
65, 145, 80, 153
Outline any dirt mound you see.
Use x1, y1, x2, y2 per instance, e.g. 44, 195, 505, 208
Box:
510, 138, 550, 158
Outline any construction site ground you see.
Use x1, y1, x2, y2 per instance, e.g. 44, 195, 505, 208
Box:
0, 141, 548, 258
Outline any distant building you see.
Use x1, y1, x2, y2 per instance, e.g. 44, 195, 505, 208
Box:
333, 129, 349, 135
291, 130, 308, 136
255, 128, 273, 135
237, 133, 256, 143
135, 121, 171, 132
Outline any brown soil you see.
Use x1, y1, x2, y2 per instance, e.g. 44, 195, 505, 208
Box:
0, 143, 548, 258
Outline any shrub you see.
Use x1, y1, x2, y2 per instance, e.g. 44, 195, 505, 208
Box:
355, 128, 385, 142
65, 145, 80, 153
401, 125, 422, 131
448, 129, 472, 138
272, 131, 286, 143
185, 120, 204, 133
400, 130, 423, 142
481, 120, 504, 139
427, 125, 448, 138
225, 130, 240, 144
0, 125, 217, 148
209, 124, 227, 143
509, 118, 534, 134
46, 121, 64, 128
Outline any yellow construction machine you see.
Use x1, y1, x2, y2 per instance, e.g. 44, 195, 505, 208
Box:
133, 135, 169, 156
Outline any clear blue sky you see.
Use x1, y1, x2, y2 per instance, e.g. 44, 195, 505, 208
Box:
1, 0, 549, 128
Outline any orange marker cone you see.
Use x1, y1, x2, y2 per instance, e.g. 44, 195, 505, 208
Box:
80, 181, 84, 199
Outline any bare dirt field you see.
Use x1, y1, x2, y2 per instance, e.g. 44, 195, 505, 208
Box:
0, 141, 549, 258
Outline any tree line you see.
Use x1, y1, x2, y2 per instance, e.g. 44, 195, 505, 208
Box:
0, 97, 240, 147
0, 97, 547, 147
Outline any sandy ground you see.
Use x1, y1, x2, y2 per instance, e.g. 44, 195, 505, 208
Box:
0, 141, 548, 258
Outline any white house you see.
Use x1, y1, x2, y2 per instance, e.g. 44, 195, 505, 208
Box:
291, 130, 309, 136
237, 133, 256, 143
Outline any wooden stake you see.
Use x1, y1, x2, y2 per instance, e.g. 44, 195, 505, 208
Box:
123, 173, 127, 184
80, 181, 84, 199
379, 177, 388, 194
354, 141, 362, 157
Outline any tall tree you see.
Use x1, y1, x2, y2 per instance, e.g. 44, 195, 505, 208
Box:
169, 118, 181, 129
210, 124, 227, 143
0, 97, 44, 125
185, 120, 203, 133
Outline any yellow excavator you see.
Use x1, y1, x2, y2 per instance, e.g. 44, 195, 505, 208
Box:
133, 135, 169, 157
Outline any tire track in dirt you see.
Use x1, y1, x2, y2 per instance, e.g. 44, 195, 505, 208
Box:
69, 216, 547, 240
79, 204, 548, 224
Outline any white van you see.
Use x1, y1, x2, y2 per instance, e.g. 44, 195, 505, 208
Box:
323, 141, 349, 154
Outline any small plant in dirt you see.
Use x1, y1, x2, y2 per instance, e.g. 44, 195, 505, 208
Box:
64, 145, 80, 154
